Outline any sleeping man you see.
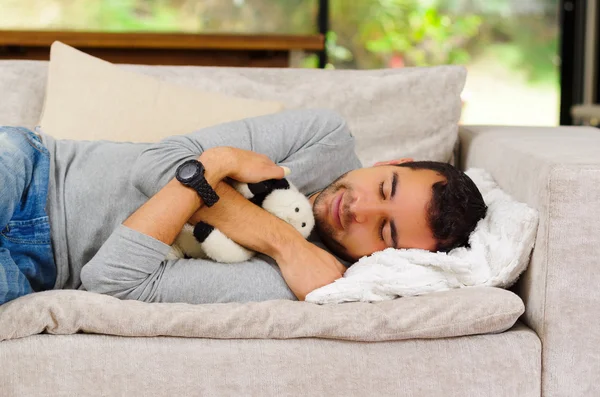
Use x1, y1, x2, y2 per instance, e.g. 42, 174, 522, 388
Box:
0, 109, 487, 305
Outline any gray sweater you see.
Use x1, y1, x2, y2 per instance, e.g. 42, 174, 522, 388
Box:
39, 109, 362, 304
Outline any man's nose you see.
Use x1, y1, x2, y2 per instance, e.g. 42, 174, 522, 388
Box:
349, 195, 379, 224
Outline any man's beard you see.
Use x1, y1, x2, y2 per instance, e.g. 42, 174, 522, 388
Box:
313, 172, 353, 261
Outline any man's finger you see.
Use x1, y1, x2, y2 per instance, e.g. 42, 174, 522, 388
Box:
281, 166, 291, 177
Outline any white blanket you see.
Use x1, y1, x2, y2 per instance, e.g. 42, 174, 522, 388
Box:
306, 168, 539, 304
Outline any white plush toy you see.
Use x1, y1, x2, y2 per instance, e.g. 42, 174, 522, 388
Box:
166, 178, 315, 263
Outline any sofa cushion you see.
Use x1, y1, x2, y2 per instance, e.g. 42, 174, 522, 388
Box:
0, 324, 541, 397
0, 61, 48, 129
38, 41, 284, 142
121, 62, 466, 166
0, 287, 523, 342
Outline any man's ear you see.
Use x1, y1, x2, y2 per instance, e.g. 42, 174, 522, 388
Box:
373, 158, 414, 167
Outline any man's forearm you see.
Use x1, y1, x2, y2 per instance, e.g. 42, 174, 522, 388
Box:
123, 150, 228, 245
187, 182, 300, 259
122, 179, 203, 245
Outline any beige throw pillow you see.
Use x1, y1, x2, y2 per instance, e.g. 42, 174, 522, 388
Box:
38, 41, 284, 142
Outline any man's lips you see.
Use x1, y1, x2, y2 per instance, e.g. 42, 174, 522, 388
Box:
331, 190, 344, 230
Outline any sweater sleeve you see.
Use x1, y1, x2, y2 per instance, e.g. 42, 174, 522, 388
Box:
130, 108, 363, 198
80, 224, 296, 303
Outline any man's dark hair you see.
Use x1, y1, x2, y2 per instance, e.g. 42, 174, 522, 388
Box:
396, 161, 487, 252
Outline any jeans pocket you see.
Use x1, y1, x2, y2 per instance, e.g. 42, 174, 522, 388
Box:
2, 216, 51, 245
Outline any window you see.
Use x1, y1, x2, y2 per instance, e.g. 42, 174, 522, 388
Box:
321, 0, 560, 126
2, 0, 560, 125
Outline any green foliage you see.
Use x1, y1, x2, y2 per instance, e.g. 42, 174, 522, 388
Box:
481, 16, 559, 86
486, 41, 558, 87
432, 0, 560, 84
362, 4, 482, 66
96, 0, 181, 32
326, 0, 482, 69
301, 31, 353, 69
326, 31, 353, 63
325, 0, 558, 85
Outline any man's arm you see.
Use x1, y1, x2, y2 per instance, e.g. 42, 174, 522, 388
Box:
81, 110, 361, 302
121, 163, 218, 246
79, 223, 298, 304
80, 147, 295, 303
131, 108, 361, 298
129, 109, 360, 300
90, 177, 345, 302
188, 182, 347, 301
130, 108, 362, 199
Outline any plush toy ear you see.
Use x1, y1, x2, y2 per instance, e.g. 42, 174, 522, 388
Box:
193, 221, 215, 243
247, 178, 290, 196
269, 178, 290, 190
247, 180, 272, 196
247, 178, 290, 207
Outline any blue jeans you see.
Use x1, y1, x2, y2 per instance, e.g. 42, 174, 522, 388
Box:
0, 126, 56, 304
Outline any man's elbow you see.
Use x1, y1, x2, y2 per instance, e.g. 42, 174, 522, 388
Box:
80, 260, 126, 297
130, 137, 199, 198
80, 261, 110, 294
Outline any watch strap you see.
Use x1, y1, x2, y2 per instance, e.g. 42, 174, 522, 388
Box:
187, 175, 219, 207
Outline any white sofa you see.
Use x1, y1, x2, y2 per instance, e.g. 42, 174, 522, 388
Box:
0, 60, 599, 397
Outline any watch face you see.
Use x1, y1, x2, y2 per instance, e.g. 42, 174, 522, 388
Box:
179, 162, 198, 181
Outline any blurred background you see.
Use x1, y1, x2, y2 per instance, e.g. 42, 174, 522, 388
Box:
0, 0, 563, 126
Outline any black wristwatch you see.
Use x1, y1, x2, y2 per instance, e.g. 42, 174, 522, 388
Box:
175, 159, 220, 207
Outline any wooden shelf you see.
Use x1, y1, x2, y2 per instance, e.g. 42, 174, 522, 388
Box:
0, 30, 323, 67
0, 30, 324, 51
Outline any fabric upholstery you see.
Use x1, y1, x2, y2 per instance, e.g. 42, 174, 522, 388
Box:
459, 125, 600, 397
0, 55, 465, 166
122, 64, 466, 166
0, 60, 47, 129
0, 287, 523, 342
38, 42, 284, 142
5, 59, 594, 395
0, 323, 540, 397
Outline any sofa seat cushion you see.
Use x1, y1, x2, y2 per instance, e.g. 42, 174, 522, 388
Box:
0, 287, 523, 342
0, 323, 540, 397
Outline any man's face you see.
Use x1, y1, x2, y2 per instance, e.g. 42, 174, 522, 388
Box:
311, 159, 446, 261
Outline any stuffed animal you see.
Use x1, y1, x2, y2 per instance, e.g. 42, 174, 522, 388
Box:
166, 178, 315, 263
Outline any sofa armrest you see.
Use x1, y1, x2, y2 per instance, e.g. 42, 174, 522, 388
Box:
459, 125, 600, 397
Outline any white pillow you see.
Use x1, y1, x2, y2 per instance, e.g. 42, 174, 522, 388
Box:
306, 168, 539, 304
38, 41, 284, 142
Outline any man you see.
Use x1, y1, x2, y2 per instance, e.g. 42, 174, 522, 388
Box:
0, 109, 486, 305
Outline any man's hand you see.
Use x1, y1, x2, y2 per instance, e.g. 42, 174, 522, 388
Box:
201, 147, 288, 184
272, 238, 347, 301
